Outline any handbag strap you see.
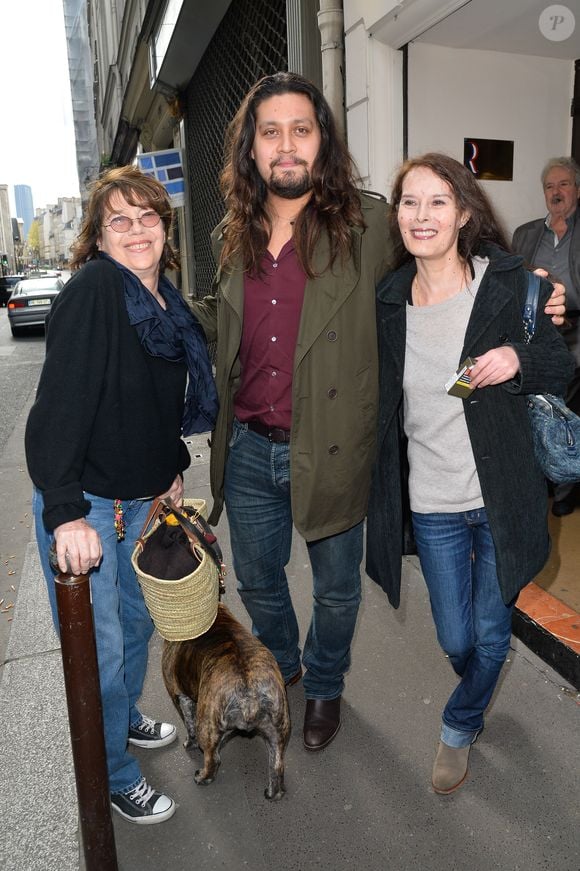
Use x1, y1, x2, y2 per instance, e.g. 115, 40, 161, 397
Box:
523, 272, 541, 345
135, 499, 168, 549
163, 497, 227, 586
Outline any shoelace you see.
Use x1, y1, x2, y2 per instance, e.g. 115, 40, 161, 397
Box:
129, 778, 155, 807
135, 716, 156, 735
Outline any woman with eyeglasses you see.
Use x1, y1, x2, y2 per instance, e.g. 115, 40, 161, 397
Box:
25, 165, 218, 825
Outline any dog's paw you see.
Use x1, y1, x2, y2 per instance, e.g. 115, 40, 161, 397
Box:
264, 785, 285, 801
194, 770, 215, 785
183, 737, 198, 751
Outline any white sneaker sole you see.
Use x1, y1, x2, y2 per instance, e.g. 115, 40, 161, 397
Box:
128, 727, 177, 749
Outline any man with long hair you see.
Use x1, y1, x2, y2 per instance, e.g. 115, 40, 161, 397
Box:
192, 72, 392, 750
191, 73, 566, 752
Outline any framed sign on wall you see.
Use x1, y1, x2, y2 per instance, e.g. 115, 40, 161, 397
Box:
464, 138, 514, 181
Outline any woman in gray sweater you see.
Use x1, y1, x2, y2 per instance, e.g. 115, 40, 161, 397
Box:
366, 153, 573, 795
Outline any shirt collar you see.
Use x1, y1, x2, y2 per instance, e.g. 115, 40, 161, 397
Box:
545, 209, 577, 232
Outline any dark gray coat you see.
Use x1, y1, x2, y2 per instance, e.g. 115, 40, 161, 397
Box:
366, 244, 574, 607
512, 207, 580, 306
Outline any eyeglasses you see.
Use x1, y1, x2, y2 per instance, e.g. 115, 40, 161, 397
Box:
103, 211, 161, 233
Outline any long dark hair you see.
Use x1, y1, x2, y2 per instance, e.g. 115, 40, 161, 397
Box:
70, 165, 179, 271
219, 72, 365, 277
388, 152, 510, 269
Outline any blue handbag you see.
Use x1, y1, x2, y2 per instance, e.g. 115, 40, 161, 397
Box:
523, 273, 580, 484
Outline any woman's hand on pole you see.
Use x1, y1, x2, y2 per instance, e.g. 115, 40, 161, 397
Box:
54, 519, 103, 575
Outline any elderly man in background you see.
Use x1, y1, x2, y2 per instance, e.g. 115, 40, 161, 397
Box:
512, 157, 580, 516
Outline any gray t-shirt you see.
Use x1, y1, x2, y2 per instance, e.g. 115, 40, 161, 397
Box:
403, 256, 488, 514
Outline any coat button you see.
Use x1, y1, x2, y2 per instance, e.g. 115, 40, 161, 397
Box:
328, 444, 339, 455
327, 330, 337, 341
327, 387, 337, 399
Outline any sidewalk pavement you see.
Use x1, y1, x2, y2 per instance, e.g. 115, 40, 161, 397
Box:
1, 434, 579, 871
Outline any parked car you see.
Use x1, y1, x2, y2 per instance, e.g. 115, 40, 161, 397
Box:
7, 276, 64, 336
27, 269, 62, 278
0, 274, 26, 307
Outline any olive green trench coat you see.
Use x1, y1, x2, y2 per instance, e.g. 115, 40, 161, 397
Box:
192, 193, 392, 541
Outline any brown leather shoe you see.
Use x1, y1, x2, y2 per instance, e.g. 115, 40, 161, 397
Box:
303, 697, 341, 751
285, 668, 303, 688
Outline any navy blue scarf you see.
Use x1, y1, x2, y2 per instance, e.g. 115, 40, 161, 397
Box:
100, 253, 218, 435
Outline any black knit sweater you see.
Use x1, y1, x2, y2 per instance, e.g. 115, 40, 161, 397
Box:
25, 259, 191, 531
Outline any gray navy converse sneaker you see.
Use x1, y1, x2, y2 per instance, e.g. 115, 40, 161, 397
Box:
111, 778, 176, 824
128, 715, 177, 748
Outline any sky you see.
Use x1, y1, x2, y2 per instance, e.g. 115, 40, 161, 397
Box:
0, 1, 81, 216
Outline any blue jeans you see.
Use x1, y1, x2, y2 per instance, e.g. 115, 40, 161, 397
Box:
33, 489, 155, 793
411, 508, 513, 748
224, 419, 363, 699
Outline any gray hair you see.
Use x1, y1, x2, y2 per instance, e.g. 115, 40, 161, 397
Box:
541, 156, 580, 187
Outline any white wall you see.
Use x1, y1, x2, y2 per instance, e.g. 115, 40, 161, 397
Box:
407, 42, 574, 236
345, 16, 404, 196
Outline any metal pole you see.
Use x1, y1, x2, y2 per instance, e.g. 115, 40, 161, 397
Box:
317, 0, 346, 139
55, 570, 118, 871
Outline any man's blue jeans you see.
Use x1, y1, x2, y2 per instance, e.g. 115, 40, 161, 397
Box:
224, 419, 363, 700
33, 489, 155, 793
411, 508, 513, 748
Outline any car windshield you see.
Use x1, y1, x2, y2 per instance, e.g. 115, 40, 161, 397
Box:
14, 278, 62, 294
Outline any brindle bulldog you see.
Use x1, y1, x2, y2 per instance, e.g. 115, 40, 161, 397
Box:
161, 602, 290, 800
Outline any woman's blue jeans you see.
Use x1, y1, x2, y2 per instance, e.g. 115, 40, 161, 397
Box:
224, 420, 363, 700
33, 488, 155, 794
411, 508, 513, 748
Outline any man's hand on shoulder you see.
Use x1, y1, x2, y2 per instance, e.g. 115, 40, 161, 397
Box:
534, 268, 566, 325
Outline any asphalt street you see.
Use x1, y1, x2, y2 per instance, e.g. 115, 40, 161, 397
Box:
0, 305, 578, 871
0, 307, 46, 664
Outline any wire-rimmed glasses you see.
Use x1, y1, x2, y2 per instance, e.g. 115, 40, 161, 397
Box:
103, 211, 162, 233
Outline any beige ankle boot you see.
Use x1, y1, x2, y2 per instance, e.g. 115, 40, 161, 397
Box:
432, 741, 471, 794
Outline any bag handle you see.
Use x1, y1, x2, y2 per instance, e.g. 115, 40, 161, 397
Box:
523, 272, 541, 345
135, 499, 168, 550
163, 497, 227, 588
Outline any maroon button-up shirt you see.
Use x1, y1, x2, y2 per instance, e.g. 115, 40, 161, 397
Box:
234, 239, 307, 430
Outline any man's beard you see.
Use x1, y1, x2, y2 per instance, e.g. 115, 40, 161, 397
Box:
267, 161, 313, 199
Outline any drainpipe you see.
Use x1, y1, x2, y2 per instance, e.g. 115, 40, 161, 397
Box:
317, 0, 345, 139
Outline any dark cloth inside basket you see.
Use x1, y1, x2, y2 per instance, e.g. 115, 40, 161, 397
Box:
138, 522, 201, 580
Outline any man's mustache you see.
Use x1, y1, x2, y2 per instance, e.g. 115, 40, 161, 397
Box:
270, 157, 308, 169
551, 195, 564, 205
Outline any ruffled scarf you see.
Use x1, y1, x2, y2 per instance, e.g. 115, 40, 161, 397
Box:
100, 253, 218, 435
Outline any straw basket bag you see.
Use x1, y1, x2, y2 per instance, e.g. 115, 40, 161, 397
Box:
131, 498, 224, 641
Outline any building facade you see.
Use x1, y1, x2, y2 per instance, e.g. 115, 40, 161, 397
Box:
14, 185, 34, 240
12, 219, 24, 274
343, 0, 578, 234
0, 185, 16, 274
64, 0, 579, 295
62, 0, 100, 201
30, 198, 83, 267
81, 0, 321, 296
